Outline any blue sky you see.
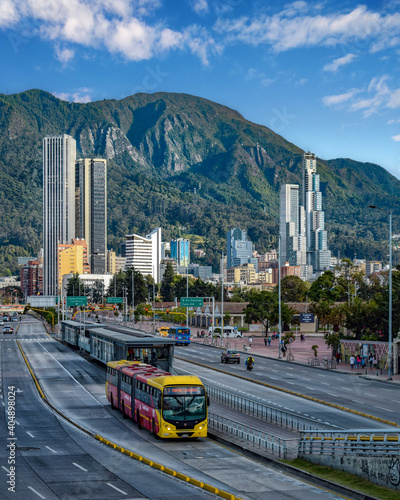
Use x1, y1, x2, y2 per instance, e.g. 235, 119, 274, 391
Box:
1, 0, 400, 177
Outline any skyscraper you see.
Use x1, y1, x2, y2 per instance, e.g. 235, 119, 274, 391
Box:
226, 228, 257, 271
43, 135, 76, 295
125, 228, 162, 283
279, 184, 306, 272
170, 238, 190, 267
75, 158, 107, 274
302, 152, 331, 272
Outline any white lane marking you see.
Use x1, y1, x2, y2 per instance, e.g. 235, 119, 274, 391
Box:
73, 462, 88, 471
27, 487, 46, 499
35, 341, 102, 406
26, 431, 35, 438
374, 406, 394, 412
327, 393, 337, 397
107, 483, 128, 495
306, 387, 316, 391
45, 446, 58, 454
320, 382, 330, 386
286, 382, 295, 385
342, 388, 352, 391
353, 400, 364, 404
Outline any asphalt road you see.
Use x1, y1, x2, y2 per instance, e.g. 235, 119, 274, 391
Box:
174, 343, 400, 428
0, 316, 352, 500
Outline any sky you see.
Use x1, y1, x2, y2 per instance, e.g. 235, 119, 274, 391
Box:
1, 0, 400, 177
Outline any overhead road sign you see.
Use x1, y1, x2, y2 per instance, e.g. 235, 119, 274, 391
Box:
107, 297, 123, 304
67, 296, 88, 307
181, 297, 204, 308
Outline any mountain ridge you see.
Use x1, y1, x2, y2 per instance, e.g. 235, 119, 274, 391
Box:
0, 89, 398, 276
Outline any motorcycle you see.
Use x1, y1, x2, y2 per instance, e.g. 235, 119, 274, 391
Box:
246, 359, 254, 371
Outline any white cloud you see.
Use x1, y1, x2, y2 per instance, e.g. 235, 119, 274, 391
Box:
191, 0, 208, 14
392, 134, 400, 142
214, 5, 400, 54
323, 53, 356, 72
55, 46, 74, 65
0, 0, 214, 64
322, 90, 359, 106
52, 89, 92, 103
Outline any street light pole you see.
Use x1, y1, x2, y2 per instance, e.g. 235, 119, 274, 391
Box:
369, 205, 392, 380
278, 235, 282, 359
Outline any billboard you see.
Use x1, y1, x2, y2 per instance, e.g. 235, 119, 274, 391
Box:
300, 313, 315, 324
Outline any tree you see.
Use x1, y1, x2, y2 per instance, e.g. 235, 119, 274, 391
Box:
244, 290, 292, 335
160, 262, 175, 302
66, 273, 84, 296
307, 271, 341, 302
309, 299, 333, 332
324, 332, 342, 357
275, 275, 310, 302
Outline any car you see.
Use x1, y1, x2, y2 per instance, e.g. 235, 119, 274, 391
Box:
3, 325, 13, 334
221, 349, 240, 364
0, 320, 4, 326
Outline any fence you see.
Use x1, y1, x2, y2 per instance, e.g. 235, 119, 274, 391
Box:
299, 429, 400, 457
206, 384, 339, 432
208, 412, 299, 459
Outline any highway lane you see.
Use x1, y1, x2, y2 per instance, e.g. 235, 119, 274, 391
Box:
175, 344, 400, 427
7, 317, 351, 500
0, 319, 220, 500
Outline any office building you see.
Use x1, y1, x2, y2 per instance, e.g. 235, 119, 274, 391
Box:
226, 228, 258, 271
21, 259, 43, 299
125, 228, 161, 283
43, 135, 76, 295
302, 152, 331, 271
75, 158, 107, 274
170, 238, 190, 267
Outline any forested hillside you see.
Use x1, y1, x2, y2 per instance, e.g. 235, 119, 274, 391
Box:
0, 89, 399, 275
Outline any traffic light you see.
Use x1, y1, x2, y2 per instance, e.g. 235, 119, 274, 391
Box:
166, 309, 169, 314
145, 308, 148, 313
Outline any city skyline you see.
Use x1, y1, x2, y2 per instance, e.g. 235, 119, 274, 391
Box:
1, 1, 400, 178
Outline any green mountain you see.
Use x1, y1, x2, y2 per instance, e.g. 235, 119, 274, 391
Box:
0, 89, 398, 276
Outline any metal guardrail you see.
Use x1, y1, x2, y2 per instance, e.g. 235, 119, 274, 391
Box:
205, 384, 338, 431
208, 412, 299, 458
299, 429, 400, 457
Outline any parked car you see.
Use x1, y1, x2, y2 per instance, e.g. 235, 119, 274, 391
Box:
221, 349, 240, 364
3, 325, 13, 334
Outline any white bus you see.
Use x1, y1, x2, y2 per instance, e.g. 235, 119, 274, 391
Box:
209, 326, 242, 338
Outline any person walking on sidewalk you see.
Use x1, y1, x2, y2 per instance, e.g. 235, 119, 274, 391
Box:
267, 336, 271, 347
350, 355, 355, 369
264, 337, 267, 347
248, 337, 252, 348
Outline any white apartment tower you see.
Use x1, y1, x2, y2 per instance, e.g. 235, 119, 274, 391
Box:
43, 135, 76, 295
302, 152, 331, 271
125, 228, 162, 283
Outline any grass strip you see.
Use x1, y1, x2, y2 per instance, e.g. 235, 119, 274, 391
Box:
281, 458, 399, 500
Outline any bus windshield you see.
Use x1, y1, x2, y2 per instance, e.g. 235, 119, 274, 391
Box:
162, 386, 206, 421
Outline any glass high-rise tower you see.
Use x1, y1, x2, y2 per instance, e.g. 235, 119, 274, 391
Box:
75, 158, 107, 274
302, 152, 331, 271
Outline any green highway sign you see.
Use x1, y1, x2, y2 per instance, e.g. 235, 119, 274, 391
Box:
67, 296, 88, 307
107, 297, 124, 304
181, 297, 204, 308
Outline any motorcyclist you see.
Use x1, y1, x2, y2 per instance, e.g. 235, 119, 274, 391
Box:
245, 356, 254, 370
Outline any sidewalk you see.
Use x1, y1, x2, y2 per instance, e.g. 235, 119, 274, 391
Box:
191, 333, 400, 385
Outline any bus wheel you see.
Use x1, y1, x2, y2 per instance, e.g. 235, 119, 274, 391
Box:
136, 410, 142, 429
152, 419, 159, 439
111, 396, 116, 409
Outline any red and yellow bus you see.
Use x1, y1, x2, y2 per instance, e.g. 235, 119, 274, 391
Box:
106, 360, 208, 438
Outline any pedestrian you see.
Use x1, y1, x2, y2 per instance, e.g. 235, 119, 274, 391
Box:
356, 355, 362, 369
369, 355, 373, 368
373, 356, 378, 369
361, 356, 365, 368
335, 352, 340, 365
267, 337, 271, 347
264, 337, 267, 347
248, 336, 252, 348
281, 344, 287, 357
350, 355, 355, 369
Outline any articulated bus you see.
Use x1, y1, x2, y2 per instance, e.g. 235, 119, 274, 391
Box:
106, 360, 208, 438
168, 326, 191, 346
